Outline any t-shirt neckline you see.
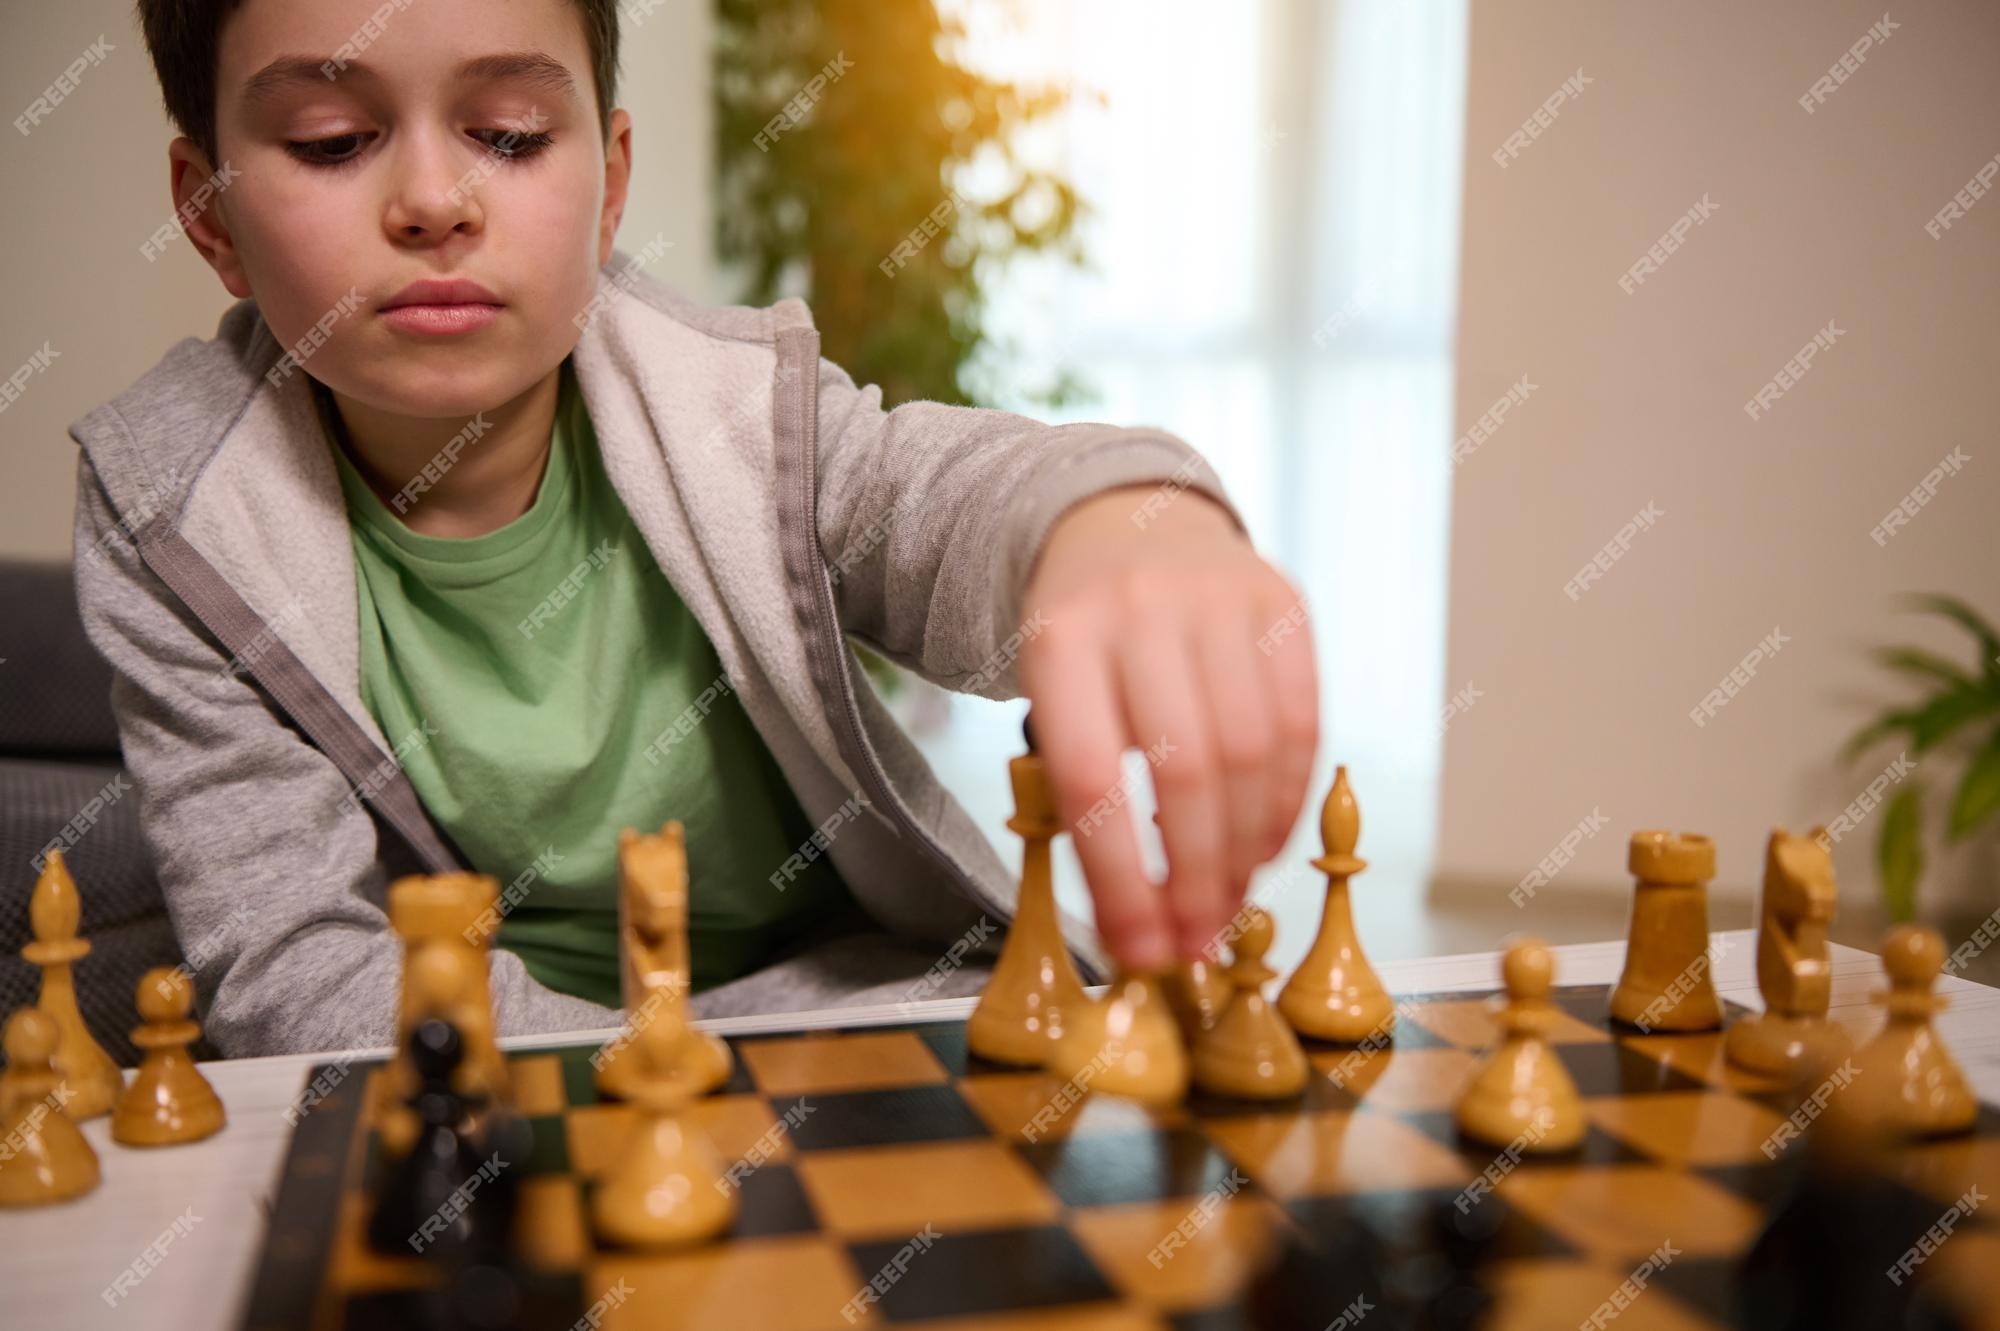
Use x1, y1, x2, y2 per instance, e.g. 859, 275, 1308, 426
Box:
318, 362, 582, 583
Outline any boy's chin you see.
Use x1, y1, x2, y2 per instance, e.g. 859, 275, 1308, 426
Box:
318, 363, 531, 421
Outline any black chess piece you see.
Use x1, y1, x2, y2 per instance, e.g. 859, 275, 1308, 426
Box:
473, 1107, 531, 1252
367, 1018, 490, 1258
441, 1108, 536, 1331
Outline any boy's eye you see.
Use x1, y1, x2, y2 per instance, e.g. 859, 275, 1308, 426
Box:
283, 129, 554, 169
285, 131, 372, 168
473, 128, 556, 160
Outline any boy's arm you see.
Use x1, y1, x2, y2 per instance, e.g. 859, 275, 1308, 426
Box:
811, 356, 1243, 695
808, 357, 1320, 978
70, 455, 618, 1058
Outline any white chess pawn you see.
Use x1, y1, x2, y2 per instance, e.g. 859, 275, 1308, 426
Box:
1837, 926, 1975, 1139
1192, 906, 1308, 1100
1455, 939, 1585, 1154
112, 967, 226, 1147
0, 1010, 101, 1207
1048, 971, 1188, 1108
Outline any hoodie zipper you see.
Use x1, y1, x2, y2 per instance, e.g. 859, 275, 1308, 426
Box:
771, 326, 1109, 985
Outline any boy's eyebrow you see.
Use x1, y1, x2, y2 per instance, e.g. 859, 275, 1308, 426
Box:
240, 50, 578, 109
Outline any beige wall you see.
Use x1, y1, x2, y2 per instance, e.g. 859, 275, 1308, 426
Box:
1441, 0, 2000, 913
0, 0, 714, 561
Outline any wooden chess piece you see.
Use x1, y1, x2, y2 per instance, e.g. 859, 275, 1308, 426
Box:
1725, 828, 1849, 1078
380, 874, 511, 1156
406, 944, 505, 1104
1278, 766, 1394, 1043
1164, 959, 1232, 1044
968, 728, 1086, 1066
1841, 926, 1975, 1139
439, 873, 510, 1098
1609, 830, 1723, 1031
368, 1017, 490, 1256
388, 874, 510, 1091
1455, 938, 1585, 1154
634, 823, 731, 1095
598, 823, 731, 1100
1048, 970, 1188, 1108
1192, 906, 1308, 1100
112, 967, 226, 1146
20, 851, 120, 1120
1143, 803, 1231, 1045
0, 1009, 101, 1207
591, 1004, 737, 1248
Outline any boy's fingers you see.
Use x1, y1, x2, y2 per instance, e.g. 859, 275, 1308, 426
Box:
1256, 580, 1320, 859
1021, 627, 1172, 970
1115, 625, 1228, 960
1193, 602, 1277, 897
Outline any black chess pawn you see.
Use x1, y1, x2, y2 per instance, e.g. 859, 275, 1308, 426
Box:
367, 1018, 490, 1258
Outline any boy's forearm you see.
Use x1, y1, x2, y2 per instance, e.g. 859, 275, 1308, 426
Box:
811, 356, 1241, 697
202, 912, 619, 1058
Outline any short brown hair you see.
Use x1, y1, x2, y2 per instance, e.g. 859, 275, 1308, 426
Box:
135, 0, 621, 167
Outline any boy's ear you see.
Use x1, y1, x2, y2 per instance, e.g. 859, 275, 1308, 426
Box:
596, 107, 633, 269
166, 136, 252, 299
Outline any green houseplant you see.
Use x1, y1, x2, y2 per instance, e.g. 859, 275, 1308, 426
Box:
713, 0, 1093, 699
1842, 594, 2000, 919
713, 0, 1090, 410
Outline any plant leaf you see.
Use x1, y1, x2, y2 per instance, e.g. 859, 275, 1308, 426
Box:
1876, 784, 1924, 923
1904, 593, 2000, 679
1948, 732, 2000, 840
1841, 711, 1915, 764
1871, 646, 1976, 691
1908, 686, 2000, 752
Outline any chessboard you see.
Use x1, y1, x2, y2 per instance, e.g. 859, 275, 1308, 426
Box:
239, 982, 2000, 1331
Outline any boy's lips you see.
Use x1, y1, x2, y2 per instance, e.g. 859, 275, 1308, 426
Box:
380, 304, 501, 336
379, 278, 503, 336
376, 273, 500, 333
381, 277, 501, 308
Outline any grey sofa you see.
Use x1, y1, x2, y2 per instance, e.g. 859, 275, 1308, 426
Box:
0, 559, 188, 1066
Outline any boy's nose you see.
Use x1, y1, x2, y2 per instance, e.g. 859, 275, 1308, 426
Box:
383, 136, 486, 239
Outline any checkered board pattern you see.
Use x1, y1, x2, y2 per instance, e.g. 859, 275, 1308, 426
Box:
239, 984, 2000, 1331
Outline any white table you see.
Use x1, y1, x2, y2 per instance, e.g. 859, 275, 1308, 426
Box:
4, 933, 1996, 1331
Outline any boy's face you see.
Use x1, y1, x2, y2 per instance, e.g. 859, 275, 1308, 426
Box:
176, 0, 629, 420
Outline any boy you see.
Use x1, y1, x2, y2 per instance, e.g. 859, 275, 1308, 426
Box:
71, 0, 1320, 1056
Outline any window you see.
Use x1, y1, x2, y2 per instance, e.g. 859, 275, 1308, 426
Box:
915, 0, 1468, 960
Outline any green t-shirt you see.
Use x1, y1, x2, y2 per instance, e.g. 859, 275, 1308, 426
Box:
315, 359, 860, 1007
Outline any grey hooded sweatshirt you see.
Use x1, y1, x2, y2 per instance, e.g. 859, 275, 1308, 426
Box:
65, 249, 1240, 1058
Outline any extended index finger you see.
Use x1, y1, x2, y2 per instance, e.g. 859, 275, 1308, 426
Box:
1021, 622, 1174, 971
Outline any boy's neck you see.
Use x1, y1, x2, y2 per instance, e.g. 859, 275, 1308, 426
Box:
325, 365, 563, 538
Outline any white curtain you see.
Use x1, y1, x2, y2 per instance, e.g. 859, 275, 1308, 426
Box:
917, 0, 1468, 968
